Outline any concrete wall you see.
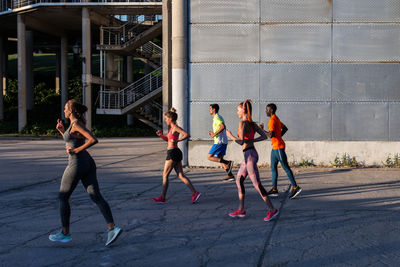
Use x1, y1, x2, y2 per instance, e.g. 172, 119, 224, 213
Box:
188, 0, 400, 142
189, 140, 400, 167
187, 0, 400, 166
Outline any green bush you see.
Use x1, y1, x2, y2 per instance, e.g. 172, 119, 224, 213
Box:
331, 153, 359, 167
383, 154, 400, 167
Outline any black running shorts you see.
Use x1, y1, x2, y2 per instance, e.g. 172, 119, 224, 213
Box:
166, 148, 183, 162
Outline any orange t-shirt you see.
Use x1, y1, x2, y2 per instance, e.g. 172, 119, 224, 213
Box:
268, 114, 285, 149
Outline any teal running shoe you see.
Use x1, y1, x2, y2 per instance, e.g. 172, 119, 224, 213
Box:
105, 226, 122, 246
49, 230, 71, 243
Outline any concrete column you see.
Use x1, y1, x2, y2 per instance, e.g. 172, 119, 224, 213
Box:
2, 37, 7, 98
55, 49, 60, 94
171, 0, 188, 165
0, 36, 4, 121
82, 8, 92, 129
106, 52, 115, 81
17, 14, 27, 132
26, 30, 33, 111
126, 55, 134, 126
60, 36, 68, 120
162, 0, 172, 134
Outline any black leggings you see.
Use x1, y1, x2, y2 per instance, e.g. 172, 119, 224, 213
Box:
59, 153, 114, 228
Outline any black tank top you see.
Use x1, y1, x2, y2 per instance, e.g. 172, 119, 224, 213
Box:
63, 121, 85, 149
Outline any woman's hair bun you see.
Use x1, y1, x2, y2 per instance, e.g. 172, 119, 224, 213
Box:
169, 107, 177, 113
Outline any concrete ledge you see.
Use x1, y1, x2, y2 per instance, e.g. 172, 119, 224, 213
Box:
188, 140, 400, 167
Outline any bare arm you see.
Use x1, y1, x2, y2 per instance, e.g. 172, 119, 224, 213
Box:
66, 121, 98, 154
56, 119, 65, 136
156, 130, 168, 142
209, 123, 225, 138
175, 126, 190, 142
226, 121, 246, 145
253, 125, 268, 142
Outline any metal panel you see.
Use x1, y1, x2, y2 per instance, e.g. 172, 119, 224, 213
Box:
260, 64, 331, 101
190, 64, 259, 101
260, 24, 331, 62
190, 0, 259, 23
259, 102, 332, 141
190, 24, 259, 63
334, 0, 400, 22
261, 0, 331, 23
190, 102, 260, 140
389, 103, 400, 141
333, 24, 400, 62
332, 103, 389, 141
332, 64, 400, 101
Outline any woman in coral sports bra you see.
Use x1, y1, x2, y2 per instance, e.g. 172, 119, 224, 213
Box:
152, 108, 201, 204
226, 100, 279, 222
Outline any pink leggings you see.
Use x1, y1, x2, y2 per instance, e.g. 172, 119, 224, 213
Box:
236, 147, 267, 197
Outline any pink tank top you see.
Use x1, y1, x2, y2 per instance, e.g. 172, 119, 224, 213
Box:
167, 126, 179, 147
243, 120, 255, 140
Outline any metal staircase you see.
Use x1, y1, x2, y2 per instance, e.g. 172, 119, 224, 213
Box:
98, 66, 161, 113
96, 17, 163, 130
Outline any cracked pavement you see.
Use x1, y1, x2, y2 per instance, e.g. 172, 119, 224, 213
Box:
1, 137, 400, 266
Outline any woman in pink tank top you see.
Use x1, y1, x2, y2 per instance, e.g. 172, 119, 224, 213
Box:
226, 100, 279, 222
152, 108, 201, 204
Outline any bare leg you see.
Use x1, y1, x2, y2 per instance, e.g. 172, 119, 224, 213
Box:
207, 154, 229, 169
161, 160, 175, 199
174, 161, 196, 194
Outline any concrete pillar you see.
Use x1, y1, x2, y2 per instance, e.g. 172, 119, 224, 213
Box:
26, 30, 33, 110
17, 14, 27, 132
106, 52, 116, 81
82, 8, 92, 129
60, 36, 68, 120
162, 0, 172, 134
55, 49, 60, 94
126, 55, 134, 126
171, 0, 188, 165
0, 36, 4, 121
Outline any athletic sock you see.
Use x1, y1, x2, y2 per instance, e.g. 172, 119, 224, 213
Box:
220, 159, 229, 165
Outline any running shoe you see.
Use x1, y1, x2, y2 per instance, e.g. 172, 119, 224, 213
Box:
222, 175, 235, 182
152, 196, 166, 203
49, 230, 71, 243
191, 192, 201, 204
268, 188, 279, 197
106, 226, 122, 246
264, 209, 279, 222
288, 186, 302, 199
229, 209, 246, 218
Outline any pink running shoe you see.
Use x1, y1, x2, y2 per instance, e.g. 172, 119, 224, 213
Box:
191, 192, 201, 204
152, 196, 166, 203
264, 209, 279, 222
228, 209, 246, 218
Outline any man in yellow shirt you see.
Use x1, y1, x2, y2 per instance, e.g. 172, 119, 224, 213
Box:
208, 104, 234, 181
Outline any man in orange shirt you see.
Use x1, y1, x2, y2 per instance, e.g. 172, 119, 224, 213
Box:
263, 103, 302, 199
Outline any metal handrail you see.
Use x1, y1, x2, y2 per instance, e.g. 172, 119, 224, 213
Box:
1, 0, 161, 12
138, 100, 163, 126
100, 15, 158, 46
135, 41, 162, 65
99, 66, 162, 110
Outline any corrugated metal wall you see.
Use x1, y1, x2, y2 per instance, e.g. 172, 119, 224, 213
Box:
189, 0, 400, 141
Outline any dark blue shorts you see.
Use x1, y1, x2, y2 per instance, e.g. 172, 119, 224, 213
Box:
208, 144, 227, 157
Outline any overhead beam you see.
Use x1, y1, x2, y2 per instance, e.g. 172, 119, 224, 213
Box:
25, 15, 66, 37
89, 10, 122, 27
91, 75, 128, 88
